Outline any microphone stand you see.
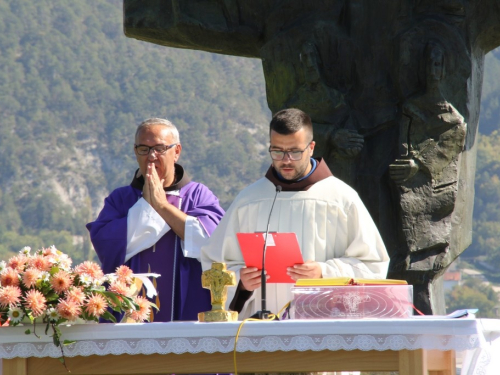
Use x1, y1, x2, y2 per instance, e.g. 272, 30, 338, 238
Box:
252, 185, 282, 320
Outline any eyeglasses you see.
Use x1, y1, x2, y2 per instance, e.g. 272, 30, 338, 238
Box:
268, 142, 311, 161
134, 143, 177, 156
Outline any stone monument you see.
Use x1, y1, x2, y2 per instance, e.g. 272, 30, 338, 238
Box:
123, 0, 500, 314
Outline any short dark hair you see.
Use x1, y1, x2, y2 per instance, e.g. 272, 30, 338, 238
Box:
270, 108, 313, 142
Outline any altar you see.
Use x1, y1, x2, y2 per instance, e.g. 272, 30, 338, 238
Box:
1, 318, 499, 375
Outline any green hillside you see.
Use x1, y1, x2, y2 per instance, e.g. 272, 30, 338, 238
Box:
461, 48, 500, 278
0, 0, 499, 287
0, 0, 270, 262
479, 48, 500, 135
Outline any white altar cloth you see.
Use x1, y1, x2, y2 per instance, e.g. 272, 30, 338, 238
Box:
1, 317, 499, 374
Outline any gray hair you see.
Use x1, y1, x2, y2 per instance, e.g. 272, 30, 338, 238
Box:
135, 118, 180, 143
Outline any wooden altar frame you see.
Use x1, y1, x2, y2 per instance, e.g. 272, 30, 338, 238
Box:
2, 347, 456, 375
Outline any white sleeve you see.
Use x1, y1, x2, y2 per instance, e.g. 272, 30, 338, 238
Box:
319, 197, 389, 279
125, 198, 171, 262
181, 216, 210, 261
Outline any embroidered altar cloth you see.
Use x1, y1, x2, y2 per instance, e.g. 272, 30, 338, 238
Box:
0, 318, 499, 375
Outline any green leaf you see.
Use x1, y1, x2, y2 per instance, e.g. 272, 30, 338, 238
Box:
80, 311, 91, 321
44, 292, 60, 302
119, 298, 134, 310
25, 329, 31, 335
150, 302, 159, 311
53, 324, 63, 338
63, 340, 76, 346
101, 311, 117, 323
100, 291, 122, 306
53, 334, 61, 347
90, 286, 106, 292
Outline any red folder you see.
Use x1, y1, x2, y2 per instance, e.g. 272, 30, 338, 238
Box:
236, 232, 304, 283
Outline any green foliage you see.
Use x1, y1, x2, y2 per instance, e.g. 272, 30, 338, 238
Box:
0, 0, 270, 260
0, 230, 80, 264
468, 132, 500, 277
480, 49, 500, 135
442, 50, 500, 276
446, 278, 499, 318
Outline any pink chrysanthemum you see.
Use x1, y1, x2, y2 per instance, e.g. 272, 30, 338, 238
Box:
74, 261, 104, 280
22, 268, 41, 288
0, 285, 22, 308
57, 255, 72, 270
66, 287, 86, 305
8, 255, 27, 271
28, 255, 51, 272
0, 268, 20, 287
42, 246, 57, 257
56, 298, 82, 321
24, 290, 47, 317
84, 294, 108, 317
127, 296, 151, 322
50, 270, 73, 294
108, 281, 132, 298
115, 265, 133, 284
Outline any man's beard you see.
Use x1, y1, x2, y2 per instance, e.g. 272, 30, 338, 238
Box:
279, 163, 307, 181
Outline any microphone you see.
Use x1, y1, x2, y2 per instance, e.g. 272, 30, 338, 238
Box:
252, 185, 282, 320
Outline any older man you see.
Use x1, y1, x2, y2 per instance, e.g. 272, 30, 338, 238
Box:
202, 108, 389, 318
87, 118, 224, 321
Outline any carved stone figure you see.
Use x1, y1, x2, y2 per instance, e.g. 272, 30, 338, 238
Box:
389, 40, 467, 289
285, 40, 363, 185
123, 0, 500, 314
285, 41, 346, 124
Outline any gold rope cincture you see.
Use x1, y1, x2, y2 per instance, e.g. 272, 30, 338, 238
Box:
232, 301, 292, 375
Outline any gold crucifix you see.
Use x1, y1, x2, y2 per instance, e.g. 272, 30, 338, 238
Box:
198, 262, 238, 322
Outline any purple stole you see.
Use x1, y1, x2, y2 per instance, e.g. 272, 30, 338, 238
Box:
127, 192, 210, 322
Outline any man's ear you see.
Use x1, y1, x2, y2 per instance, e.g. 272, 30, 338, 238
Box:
174, 143, 182, 162
309, 141, 316, 155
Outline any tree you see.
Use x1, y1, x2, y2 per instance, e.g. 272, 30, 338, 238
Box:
446, 278, 499, 318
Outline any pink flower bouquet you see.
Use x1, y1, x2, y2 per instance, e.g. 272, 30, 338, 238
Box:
0, 245, 156, 365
